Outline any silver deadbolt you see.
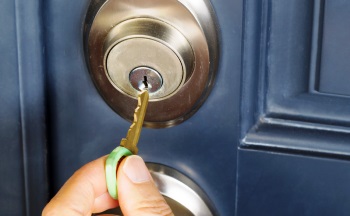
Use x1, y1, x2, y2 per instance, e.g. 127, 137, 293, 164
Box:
84, 0, 219, 127
104, 18, 194, 100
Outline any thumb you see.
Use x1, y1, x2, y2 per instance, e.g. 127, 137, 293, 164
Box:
117, 155, 173, 216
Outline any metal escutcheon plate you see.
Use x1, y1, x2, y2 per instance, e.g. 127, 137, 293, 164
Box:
84, 0, 219, 128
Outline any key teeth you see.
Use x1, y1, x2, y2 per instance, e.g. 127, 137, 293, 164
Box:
138, 96, 142, 106
120, 138, 127, 147
122, 90, 149, 154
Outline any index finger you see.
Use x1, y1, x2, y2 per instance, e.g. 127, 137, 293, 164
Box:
43, 156, 119, 215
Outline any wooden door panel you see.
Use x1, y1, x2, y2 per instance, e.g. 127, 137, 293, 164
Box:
239, 1, 350, 215
237, 149, 350, 216
242, 0, 350, 155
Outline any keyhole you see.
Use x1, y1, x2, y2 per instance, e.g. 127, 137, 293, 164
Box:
129, 67, 163, 93
143, 76, 148, 89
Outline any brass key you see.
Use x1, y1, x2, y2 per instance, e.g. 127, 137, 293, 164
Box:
120, 90, 149, 154
105, 89, 149, 199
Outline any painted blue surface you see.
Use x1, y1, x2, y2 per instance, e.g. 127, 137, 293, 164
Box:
237, 149, 350, 216
319, 0, 350, 96
0, 0, 47, 215
239, 1, 350, 215
2, 0, 350, 215
0, 1, 25, 215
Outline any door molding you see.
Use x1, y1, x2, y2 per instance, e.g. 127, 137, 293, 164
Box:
241, 0, 350, 156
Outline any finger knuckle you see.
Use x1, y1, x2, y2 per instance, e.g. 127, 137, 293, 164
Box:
136, 196, 173, 216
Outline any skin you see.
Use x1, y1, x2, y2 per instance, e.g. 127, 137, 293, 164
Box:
42, 155, 173, 216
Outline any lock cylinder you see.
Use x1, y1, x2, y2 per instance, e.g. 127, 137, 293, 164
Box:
103, 18, 194, 101
129, 67, 163, 93
85, 0, 219, 127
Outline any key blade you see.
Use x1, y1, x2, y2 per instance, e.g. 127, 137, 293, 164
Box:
121, 90, 149, 154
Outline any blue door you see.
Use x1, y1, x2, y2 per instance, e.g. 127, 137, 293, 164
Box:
237, 1, 350, 215
1, 0, 350, 215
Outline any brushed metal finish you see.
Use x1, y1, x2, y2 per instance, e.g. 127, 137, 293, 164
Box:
104, 18, 190, 100
106, 38, 183, 100
147, 163, 216, 216
84, 0, 219, 128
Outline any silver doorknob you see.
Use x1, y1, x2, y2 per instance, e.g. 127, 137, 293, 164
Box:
84, 0, 219, 128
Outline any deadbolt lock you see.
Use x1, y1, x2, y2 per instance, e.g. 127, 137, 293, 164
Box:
104, 18, 194, 101
84, 0, 219, 128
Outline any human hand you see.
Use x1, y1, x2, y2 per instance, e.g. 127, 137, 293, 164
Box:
42, 155, 173, 216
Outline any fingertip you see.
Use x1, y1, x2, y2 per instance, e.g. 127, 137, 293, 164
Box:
122, 155, 152, 183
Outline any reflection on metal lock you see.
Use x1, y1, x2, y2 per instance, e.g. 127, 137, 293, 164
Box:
104, 18, 194, 100
84, 0, 219, 128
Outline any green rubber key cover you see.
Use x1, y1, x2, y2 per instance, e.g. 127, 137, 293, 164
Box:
105, 146, 133, 199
